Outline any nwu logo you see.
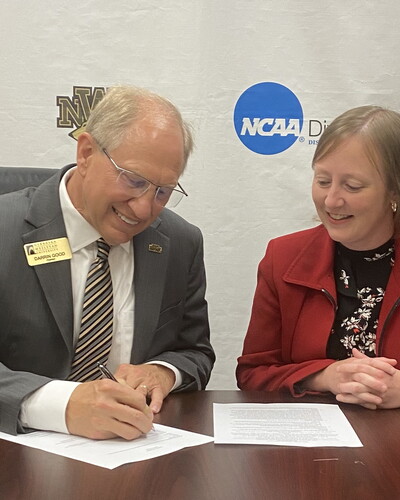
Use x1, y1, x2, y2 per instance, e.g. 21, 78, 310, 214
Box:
56, 86, 106, 140
234, 82, 304, 155
240, 118, 301, 137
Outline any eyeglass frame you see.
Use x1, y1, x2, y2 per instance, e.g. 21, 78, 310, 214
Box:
102, 148, 188, 207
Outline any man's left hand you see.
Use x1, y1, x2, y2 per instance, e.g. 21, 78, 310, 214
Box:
114, 364, 175, 414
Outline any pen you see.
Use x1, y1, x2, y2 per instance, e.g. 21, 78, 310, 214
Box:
97, 362, 118, 382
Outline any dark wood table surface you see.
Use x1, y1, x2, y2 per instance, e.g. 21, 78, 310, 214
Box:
1, 390, 400, 500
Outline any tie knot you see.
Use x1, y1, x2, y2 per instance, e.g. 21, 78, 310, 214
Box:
97, 238, 110, 260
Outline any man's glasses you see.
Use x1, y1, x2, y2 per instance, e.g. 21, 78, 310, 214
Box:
103, 149, 188, 208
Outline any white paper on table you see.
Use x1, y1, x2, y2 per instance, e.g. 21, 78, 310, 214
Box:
213, 403, 362, 447
0, 424, 213, 469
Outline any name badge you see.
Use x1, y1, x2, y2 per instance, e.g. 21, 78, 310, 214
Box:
24, 237, 72, 266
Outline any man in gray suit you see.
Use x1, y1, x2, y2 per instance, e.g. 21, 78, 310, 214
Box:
0, 85, 214, 440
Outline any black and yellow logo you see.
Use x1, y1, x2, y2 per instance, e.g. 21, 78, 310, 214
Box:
56, 86, 106, 140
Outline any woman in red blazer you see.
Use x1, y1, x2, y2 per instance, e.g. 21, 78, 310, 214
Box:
237, 105, 400, 409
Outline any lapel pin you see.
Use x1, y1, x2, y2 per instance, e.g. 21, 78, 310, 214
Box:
148, 243, 163, 254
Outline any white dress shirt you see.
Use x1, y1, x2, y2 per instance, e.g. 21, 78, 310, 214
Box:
20, 168, 181, 433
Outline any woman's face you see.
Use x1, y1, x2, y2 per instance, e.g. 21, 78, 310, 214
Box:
312, 135, 395, 250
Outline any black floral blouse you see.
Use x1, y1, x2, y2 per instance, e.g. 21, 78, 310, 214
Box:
327, 239, 395, 360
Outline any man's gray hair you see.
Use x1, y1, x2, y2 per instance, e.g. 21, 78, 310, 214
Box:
85, 85, 193, 168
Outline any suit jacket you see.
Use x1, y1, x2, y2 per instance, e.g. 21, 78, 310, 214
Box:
0, 166, 214, 434
236, 225, 400, 395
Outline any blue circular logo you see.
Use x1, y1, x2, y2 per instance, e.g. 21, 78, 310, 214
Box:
233, 82, 303, 155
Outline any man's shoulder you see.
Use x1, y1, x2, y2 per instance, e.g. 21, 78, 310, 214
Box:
0, 191, 35, 247
157, 209, 202, 238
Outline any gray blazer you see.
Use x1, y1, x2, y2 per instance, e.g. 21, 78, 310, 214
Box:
0, 167, 214, 434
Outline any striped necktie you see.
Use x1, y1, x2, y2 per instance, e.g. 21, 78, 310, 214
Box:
68, 238, 113, 382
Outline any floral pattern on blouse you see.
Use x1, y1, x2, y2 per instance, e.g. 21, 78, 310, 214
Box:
328, 240, 394, 360
339, 287, 385, 355
339, 269, 350, 289
363, 247, 394, 262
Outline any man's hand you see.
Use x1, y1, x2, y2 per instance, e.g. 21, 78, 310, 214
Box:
114, 364, 175, 414
66, 379, 153, 440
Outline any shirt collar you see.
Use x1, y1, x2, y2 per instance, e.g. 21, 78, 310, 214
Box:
59, 167, 131, 254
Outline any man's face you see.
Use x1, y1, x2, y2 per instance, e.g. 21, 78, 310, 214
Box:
68, 116, 185, 246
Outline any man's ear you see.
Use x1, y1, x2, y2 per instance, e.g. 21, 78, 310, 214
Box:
76, 132, 96, 177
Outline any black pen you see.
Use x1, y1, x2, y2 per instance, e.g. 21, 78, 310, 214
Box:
97, 362, 118, 382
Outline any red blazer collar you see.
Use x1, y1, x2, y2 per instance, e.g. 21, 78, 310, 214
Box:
283, 225, 336, 293
283, 224, 400, 298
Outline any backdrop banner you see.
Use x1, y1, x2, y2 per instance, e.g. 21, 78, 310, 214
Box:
1, 0, 399, 389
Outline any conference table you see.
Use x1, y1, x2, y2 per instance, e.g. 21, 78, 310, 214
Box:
1, 390, 400, 500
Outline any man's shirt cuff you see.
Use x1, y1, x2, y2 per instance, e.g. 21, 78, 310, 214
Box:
20, 380, 80, 433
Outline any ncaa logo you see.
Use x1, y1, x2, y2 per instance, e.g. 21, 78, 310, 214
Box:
234, 82, 303, 155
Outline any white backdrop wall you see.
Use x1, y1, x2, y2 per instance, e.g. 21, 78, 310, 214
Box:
1, 1, 400, 389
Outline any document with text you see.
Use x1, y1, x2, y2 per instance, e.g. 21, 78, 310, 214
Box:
213, 403, 362, 447
0, 424, 213, 469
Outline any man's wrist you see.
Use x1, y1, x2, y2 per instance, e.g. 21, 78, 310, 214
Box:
145, 361, 182, 391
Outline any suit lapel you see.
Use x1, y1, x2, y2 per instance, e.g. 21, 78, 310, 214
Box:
22, 169, 74, 355
132, 221, 169, 362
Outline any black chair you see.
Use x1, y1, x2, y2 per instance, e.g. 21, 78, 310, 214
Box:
0, 166, 58, 195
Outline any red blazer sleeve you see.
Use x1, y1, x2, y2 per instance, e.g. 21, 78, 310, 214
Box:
236, 238, 334, 395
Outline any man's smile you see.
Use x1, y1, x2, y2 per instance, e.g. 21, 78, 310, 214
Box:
113, 207, 140, 225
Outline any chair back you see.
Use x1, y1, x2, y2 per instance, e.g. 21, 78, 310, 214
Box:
0, 166, 58, 195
